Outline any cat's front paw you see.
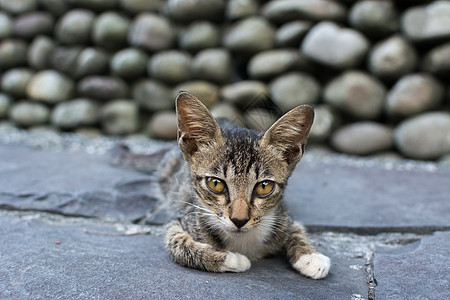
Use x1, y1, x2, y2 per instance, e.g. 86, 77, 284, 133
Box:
220, 252, 251, 273
293, 253, 330, 279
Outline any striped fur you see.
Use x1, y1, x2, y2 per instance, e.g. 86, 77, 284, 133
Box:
158, 92, 330, 278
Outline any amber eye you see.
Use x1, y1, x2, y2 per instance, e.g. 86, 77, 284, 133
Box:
254, 181, 274, 197
206, 177, 226, 194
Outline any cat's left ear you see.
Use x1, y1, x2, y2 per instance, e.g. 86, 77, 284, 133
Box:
260, 105, 314, 165
176, 91, 222, 157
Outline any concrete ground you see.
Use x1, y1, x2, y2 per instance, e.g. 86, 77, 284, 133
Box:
0, 128, 449, 300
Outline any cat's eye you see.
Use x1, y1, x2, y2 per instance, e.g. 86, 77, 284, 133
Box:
254, 181, 274, 197
206, 177, 226, 194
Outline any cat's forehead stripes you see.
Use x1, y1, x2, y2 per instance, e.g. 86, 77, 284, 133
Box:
208, 164, 221, 174
223, 127, 262, 176
203, 126, 278, 181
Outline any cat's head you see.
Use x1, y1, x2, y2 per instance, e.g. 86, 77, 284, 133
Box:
176, 91, 314, 233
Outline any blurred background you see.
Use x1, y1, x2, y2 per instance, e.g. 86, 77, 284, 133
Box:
0, 0, 449, 161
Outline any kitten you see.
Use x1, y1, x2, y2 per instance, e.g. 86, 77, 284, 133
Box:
162, 91, 330, 279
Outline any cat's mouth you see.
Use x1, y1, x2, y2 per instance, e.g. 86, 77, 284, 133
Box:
228, 226, 253, 234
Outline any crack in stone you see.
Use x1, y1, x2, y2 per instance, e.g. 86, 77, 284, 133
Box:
364, 252, 377, 300
0, 207, 437, 300
306, 225, 450, 235
309, 232, 428, 300
0, 205, 97, 219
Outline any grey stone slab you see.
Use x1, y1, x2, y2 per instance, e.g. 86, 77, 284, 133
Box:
0, 214, 367, 300
374, 231, 450, 300
0, 144, 156, 221
3, 143, 449, 232
285, 161, 450, 232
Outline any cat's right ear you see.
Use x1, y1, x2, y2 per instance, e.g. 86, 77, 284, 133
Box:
260, 105, 314, 165
176, 91, 222, 157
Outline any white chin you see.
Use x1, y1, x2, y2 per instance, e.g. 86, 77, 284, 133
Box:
229, 227, 251, 234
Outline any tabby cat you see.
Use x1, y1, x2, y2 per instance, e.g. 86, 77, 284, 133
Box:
160, 92, 330, 279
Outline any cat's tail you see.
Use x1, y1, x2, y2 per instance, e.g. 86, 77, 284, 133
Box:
109, 143, 174, 174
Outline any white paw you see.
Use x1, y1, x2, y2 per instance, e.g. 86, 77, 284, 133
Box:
293, 253, 331, 279
220, 252, 251, 273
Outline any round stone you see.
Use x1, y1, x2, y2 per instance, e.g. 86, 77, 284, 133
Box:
220, 81, 268, 109
323, 71, 387, 120
1, 68, 34, 98
165, 0, 225, 23
244, 108, 277, 131
210, 102, 244, 126
0, 121, 14, 129
275, 20, 312, 47
439, 153, 450, 168
368, 35, 417, 80
119, 0, 160, 14
27, 70, 74, 103
128, 13, 175, 52
301, 21, 370, 69
192, 49, 232, 84
55, 9, 95, 45
386, 74, 444, 118
66, 0, 117, 11
223, 17, 275, 54
148, 50, 192, 84
74, 47, 110, 79
51, 99, 99, 129
75, 128, 102, 137
9, 101, 49, 127
132, 79, 173, 112
0, 0, 37, 15
0, 12, 13, 39
111, 48, 148, 79
401, 1, 450, 42
49, 46, 82, 76
309, 105, 341, 143
146, 111, 177, 140
0, 39, 28, 69
262, 0, 346, 24
248, 49, 312, 79
422, 42, 450, 75
349, 0, 398, 37
331, 122, 394, 156
101, 100, 139, 135
12, 12, 54, 39
371, 152, 403, 162
28, 125, 60, 134
27, 35, 55, 70
174, 81, 219, 108
394, 112, 450, 160
38, 0, 70, 16
179, 21, 221, 52
77, 76, 129, 101
226, 0, 259, 20
92, 12, 130, 49
0, 93, 12, 118
269, 72, 320, 113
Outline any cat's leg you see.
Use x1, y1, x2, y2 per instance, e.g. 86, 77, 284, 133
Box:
285, 222, 330, 279
165, 220, 251, 273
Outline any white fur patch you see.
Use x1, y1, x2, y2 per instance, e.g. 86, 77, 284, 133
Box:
293, 253, 331, 279
220, 212, 275, 260
222, 227, 270, 260
220, 252, 251, 272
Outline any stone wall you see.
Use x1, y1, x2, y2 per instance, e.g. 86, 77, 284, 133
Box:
0, 0, 449, 161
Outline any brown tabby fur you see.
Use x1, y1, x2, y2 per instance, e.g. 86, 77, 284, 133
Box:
159, 92, 330, 278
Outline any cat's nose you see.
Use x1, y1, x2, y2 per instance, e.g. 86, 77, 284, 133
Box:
231, 218, 249, 229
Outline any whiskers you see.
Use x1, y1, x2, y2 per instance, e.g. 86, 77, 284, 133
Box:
181, 201, 226, 230
165, 176, 191, 197
259, 213, 290, 240
184, 201, 235, 237
181, 200, 212, 214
